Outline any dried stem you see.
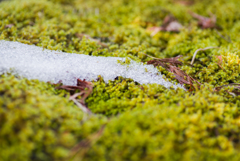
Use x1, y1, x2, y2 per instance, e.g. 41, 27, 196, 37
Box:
57, 79, 93, 114
191, 47, 218, 65
214, 83, 240, 97
69, 124, 106, 160
70, 97, 92, 115
215, 30, 232, 43
142, 53, 161, 59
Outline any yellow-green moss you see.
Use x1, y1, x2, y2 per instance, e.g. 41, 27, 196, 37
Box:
0, 75, 107, 160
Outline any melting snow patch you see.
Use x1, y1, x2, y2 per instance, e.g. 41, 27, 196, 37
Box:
0, 40, 184, 89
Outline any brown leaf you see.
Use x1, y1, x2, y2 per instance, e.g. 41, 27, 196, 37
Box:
147, 55, 183, 67
169, 66, 194, 85
162, 15, 183, 32
147, 55, 201, 89
148, 15, 183, 36
56, 79, 93, 113
190, 12, 217, 29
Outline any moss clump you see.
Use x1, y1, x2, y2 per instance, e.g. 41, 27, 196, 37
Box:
1, 0, 240, 160
82, 85, 240, 161
86, 76, 169, 116
0, 75, 107, 161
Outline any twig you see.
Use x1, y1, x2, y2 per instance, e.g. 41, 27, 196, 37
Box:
142, 53, 161, 59
214, 83, 240, 97
191, 47, 219, 65
215, 30, 232, 43
69, 92, 85, 100
69, 124, 106, 160
143, 53, 182, 62
215, 83, 240, 89
70, 97, 92, 114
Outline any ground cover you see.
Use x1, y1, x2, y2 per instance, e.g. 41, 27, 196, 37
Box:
0, 0, 240, 160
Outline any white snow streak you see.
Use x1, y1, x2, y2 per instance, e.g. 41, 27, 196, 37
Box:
0, 40, 183, 89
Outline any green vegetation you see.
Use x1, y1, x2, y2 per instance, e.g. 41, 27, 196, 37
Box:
0, 75, 107, 160
0, 0, 240, 160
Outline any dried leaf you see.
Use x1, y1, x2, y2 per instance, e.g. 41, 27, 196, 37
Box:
190, 12, 217, 29
147, 55, 183, 67
148, 15, 183, 36
147, 55, 201, 89
162, 15, 183, 32
56, 79, 93, 114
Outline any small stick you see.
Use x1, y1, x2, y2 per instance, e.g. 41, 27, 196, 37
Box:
70, 97, 92, 115
69, 91, 84, 100
215, 30, 232, 43
191, 47, 219, 65
142, 53, 161, 59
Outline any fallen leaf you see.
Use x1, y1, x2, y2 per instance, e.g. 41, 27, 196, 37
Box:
147, 55, 201, 89
147, 15, 183, 36
56, 79, 93, 113
190, 12, 217, 29
147, 55, 183, 67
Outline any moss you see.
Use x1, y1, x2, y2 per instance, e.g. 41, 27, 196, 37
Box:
0, 75, 107, 160
83, 85, 240, 161
1, 0, 240, 160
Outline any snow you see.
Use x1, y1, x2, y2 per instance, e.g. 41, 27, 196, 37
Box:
0, 40, 184, 89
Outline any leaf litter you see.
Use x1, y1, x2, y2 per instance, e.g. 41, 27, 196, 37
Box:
190, 11, 220, 29
56, 79, 93, 114
148, 15, 183, 36
146, 55, 201, 90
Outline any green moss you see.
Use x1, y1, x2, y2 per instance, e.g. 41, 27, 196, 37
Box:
0, 75, 107, 160
1, 0, 240, 160
81, 85, 240, 161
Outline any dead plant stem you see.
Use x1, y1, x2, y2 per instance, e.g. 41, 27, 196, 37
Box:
191, 47, 219, 65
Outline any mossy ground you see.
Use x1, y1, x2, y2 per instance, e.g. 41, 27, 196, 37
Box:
0, 0, 240, 160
